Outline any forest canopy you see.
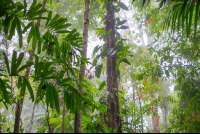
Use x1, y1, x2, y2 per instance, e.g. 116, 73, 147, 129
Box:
0, 0, 199, 133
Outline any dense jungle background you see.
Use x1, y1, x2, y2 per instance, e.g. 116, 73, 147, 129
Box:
0, 0, 200, 133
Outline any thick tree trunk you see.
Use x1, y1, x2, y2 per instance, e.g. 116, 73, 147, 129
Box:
74, 0, 90, 133
105, 0, 121, 133
13, 0, 46, 133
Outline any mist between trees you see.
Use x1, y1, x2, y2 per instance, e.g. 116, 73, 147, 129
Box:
0, 0, 199, 133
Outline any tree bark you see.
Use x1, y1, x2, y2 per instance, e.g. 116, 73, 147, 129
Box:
74, 0, 90, 133
61, 97, 65, 133
151, 95, 160, 133
136, 87, 143, 133
13, 0, 46, 133
129, 59, 135, 131
163, 101, 168, 131
28, 104, 36, 132
105, 0, 121, 132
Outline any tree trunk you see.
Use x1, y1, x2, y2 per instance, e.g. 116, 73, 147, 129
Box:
13, 0, 46, 133
129, 58, 136, 131
163, 101, 168, 131
28, 104, 36, 132
136, 88, 143, 133
105, 0, 121, 133
61, 97, 65, 133
152, 96, 160, 133
74, 0, 90, 133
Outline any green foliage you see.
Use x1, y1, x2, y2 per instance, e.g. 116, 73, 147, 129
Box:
0, 0, 200, 133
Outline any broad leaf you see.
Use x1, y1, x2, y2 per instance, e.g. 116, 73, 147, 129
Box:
93, 45, 101, 56
121, 58, 131, 65
16, 17, 23, 47
15, 52, 24, 70
11, 51, 17, 76
119, 1, 129, 11
119, 26, 129, 29
99, 81, 106, 90
24, 78, 34, 102
52, 86, 60, 114
3, 52, 10, 75
117, 20, 127, 26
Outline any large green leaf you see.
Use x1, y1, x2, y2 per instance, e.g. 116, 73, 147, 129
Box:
16, 17, 23, 48
17, 61, 33, 73
117, 20, 127, 26
46, 84, 50, 106
114, 5, 120, 13
52, 86, 60, 114
0, 78, 10, 104
119, 1, 128, 11
188, 5, 194, 37
27, 3, 42, 17
3, 52, 10, 75
194, 0, 200, 38
47, 14, 60, 28
27, 25, 33, 43
35, 24, 41, 53
54, 23, 71, 31
45, 11, 52, 27
95, 64, 103, 78
11, 51, 17, 76
22, 22, 33, 33
26, 0, 37, 17
99, 81, 106, 90
93, 45, 101, 56
4, 14, 10, 37
21, 79, 26, 96
17, 76, 22, 89
15, 52, 24, 70
9, 17, 16, 40
92, 58, 97, 66
24, 78, 34, 102
36, 81, 43, 98
31, 9, 47, 18
119, 26, 129, 29
23, 0, 27, 16
64, 90, 70, 110
49, 85, 54, 108
121, 58, 131, 65
31, 53, 39, 76
32, 24, 37, 50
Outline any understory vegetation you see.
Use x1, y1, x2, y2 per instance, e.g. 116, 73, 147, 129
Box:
0, 0, 200, 133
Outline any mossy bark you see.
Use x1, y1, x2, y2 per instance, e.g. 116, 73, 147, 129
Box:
105, 0, 121, 132
74, 0, 90, 133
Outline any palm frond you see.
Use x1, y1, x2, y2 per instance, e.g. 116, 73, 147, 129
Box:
133, 0, 200, 38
